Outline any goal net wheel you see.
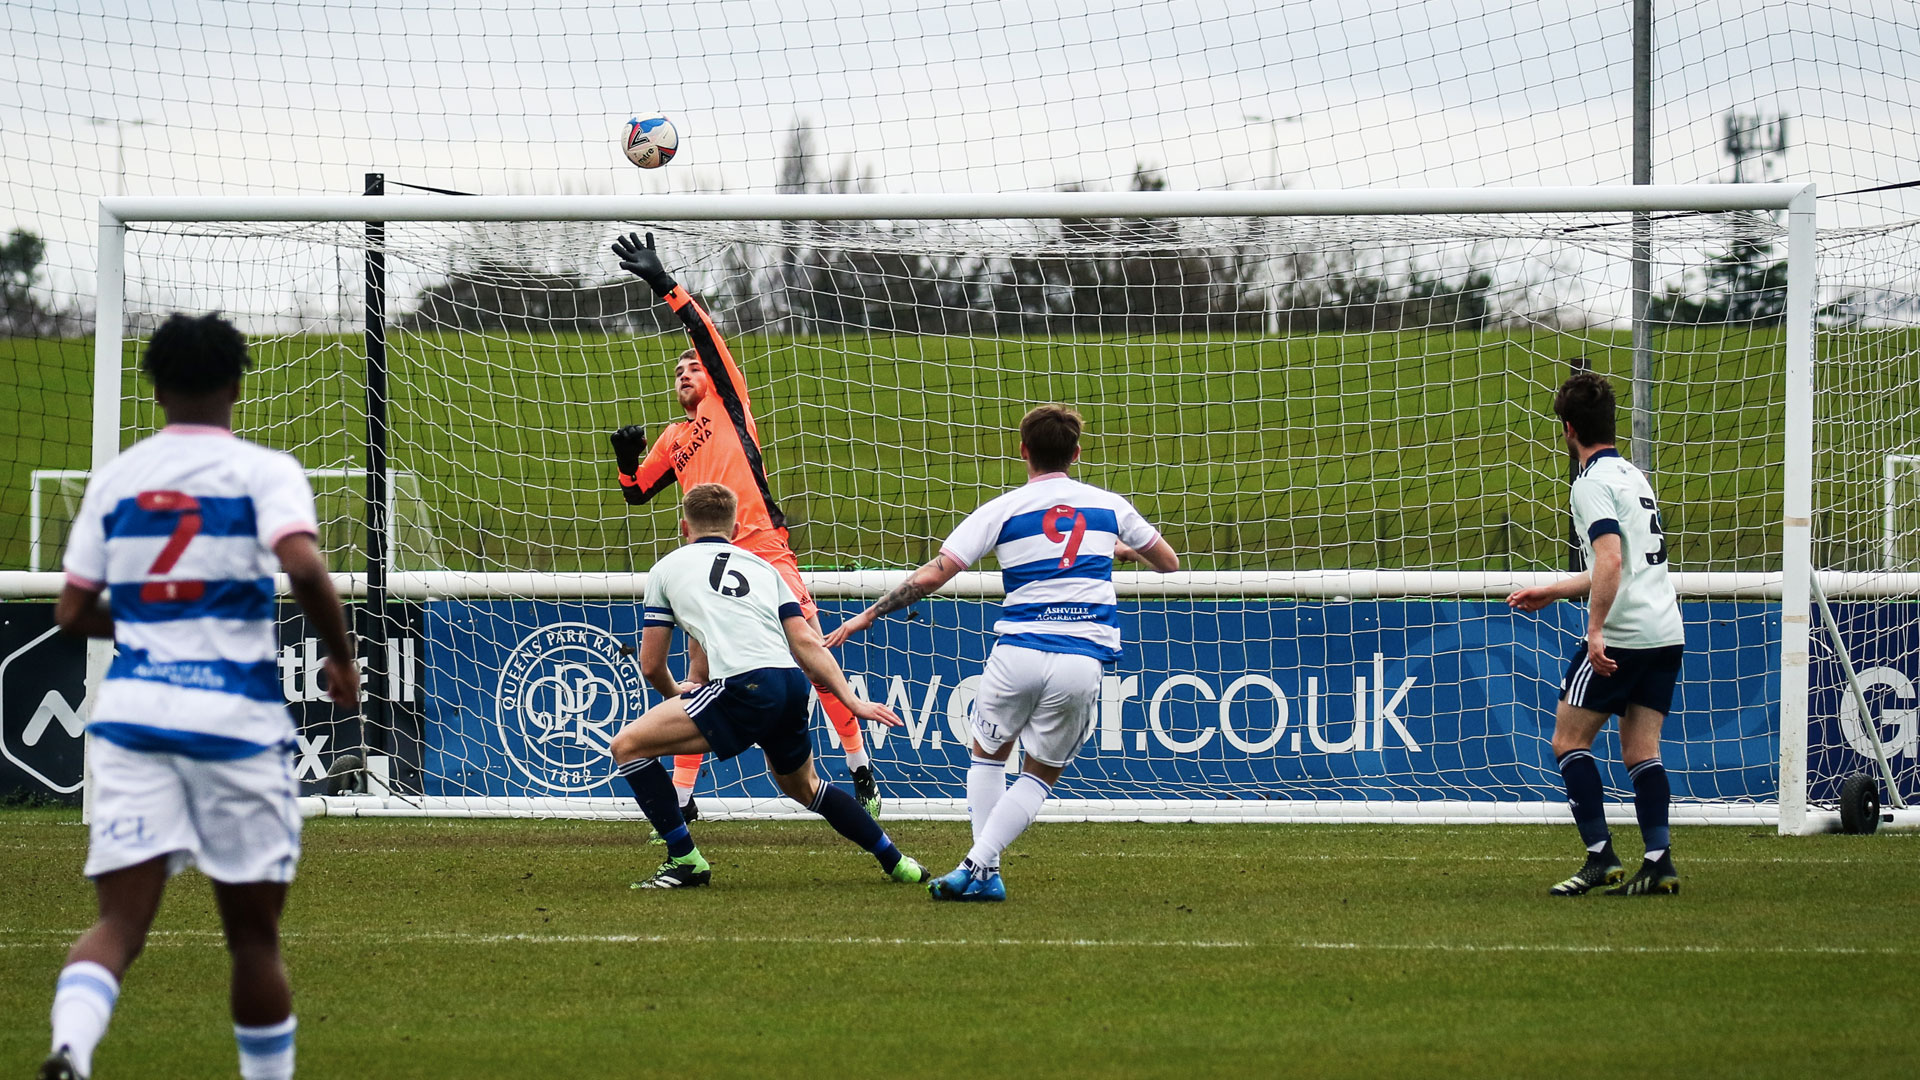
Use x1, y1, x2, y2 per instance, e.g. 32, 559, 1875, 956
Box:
326, 754, 367, 796
1839, 773, 1881, 835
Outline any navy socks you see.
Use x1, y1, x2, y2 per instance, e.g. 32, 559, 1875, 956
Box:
1556, 748, 1612, 849
809, 782, 901, 872
617, 757, 693, 858
1627, 757, 1672, 855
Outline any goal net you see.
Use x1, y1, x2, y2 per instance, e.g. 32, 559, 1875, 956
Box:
1805, 220, 1920, 828
29, 467, 436, 574
88, 187, 1843, 826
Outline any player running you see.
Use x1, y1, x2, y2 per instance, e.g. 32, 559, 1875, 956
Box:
606, 232, 883, 822
608, 484, 928, 889
42, 313, 358, 1080
827, 405, 1179, 901
1507, 372, 1685, 897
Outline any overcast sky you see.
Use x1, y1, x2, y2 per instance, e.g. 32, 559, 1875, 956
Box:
4, 0, 1917, 303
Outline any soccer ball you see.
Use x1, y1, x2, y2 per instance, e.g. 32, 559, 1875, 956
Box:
622, 116, 679, 169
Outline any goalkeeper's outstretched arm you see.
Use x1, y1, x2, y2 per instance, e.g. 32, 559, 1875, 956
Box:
612, 231, 752, 409
612, 230, 785, 528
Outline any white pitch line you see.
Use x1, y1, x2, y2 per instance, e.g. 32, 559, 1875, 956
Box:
0, 928, 1911, 957
1067, 851, 1910, 865
3, 842, 1898, 868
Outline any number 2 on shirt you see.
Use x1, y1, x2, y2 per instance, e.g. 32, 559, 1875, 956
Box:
1041, 505, 1087, 569
136, 490, 206, 603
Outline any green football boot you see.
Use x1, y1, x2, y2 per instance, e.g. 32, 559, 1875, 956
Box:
632, 849, 712, 889
888, 855, 930, 884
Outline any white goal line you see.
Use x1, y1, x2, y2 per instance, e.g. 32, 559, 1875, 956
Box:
296, 795, 1794, 827
3, 569, 1916, 601
293, 796, 1920, 833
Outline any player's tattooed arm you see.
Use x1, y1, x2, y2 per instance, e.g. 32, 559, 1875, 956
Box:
821, 549, 967, 641
823, 553, 965, 647
869, 572, 939, 618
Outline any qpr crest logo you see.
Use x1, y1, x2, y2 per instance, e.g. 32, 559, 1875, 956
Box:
496, 622, 645, 793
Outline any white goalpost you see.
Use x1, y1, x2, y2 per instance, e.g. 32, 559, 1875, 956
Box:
30, 182, 1904, 831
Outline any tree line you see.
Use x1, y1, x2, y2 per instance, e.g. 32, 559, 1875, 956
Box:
2, 114, 1802, 340
1, 230, 89, 337
400, 128, 1502, 338
398, 172, 1499, 337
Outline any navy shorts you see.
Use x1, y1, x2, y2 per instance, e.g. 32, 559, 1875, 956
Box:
1559, 640, 1684, 717
681, 666, 813, 776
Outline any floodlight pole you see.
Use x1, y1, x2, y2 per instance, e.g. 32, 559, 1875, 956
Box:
1630, 0, 1656, 474
86, 118, 147, 198
361, 172, 391, 775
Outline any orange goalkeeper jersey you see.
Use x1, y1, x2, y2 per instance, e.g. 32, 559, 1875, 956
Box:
620, 286, 791, 559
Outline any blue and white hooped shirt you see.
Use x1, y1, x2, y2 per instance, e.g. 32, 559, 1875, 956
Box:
939, 473, 1162, 663
62, 426, 318, 759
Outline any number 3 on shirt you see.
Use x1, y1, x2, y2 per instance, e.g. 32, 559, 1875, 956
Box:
136, 490, 206, 602
1639, 496, 1669, 566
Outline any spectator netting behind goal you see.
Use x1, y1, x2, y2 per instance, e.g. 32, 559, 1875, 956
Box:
87, 190, 1851, 825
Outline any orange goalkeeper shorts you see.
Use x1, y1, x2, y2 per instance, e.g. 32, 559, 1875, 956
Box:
741, 534, 817, 622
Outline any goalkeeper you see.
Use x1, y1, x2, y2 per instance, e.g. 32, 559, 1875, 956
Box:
606, 231, 884, 819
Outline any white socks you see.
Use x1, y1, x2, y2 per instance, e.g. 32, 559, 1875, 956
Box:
50, 961, 119, 1077
965, 772, 1050, 873
966, 756, 1008, 870
51, 961, 295, 1079
235, 1016, 297, 1080
845, 747, 871, 771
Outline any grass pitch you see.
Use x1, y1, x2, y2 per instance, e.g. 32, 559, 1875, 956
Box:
8, 327, 1920, 577
4, 810, 1918, 1078
5, 327, 1896, 576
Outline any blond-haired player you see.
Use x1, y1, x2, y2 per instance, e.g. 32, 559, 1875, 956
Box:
609, 484, 927, 889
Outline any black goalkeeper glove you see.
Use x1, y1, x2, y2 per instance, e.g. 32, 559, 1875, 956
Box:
611, 231, 678, 298
609, 424, 649, 474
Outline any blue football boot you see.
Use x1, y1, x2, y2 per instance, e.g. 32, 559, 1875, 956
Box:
929, 863, 1006, 902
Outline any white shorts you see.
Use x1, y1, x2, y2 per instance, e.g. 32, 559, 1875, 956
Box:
971, 645, 1104, 768
84, 736, 302, 884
